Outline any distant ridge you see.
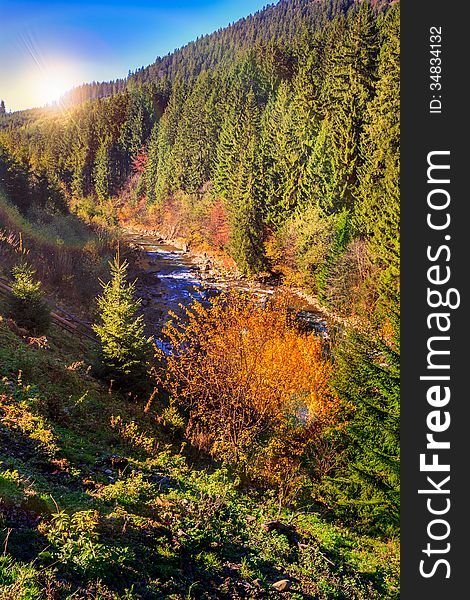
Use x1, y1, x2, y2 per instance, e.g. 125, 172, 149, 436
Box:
59, 0, 390, 107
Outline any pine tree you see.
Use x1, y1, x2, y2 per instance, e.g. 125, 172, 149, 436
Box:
145, 122, 159, 204
6, 263, 51, 335
171, 71, 220, 194
331, 320, 400, 534
220, 89, 266, 275
93, 135, 117, 202
321, 5, 379, 211
152, 78, 187, 203
258, 81, 301, 229
0, 100, 5, 115
93, 253, 152, 389
316, 207, 351, 301
355, 3, 400, 318
212, 94, 240, 199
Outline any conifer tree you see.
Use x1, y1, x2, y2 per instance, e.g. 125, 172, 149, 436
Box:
93, 135, 119, 202
93, 253, 151, 389
321, 5, 379, 210
258, 81, 301, 228
331, 321, 400, 534
145, 122, 159, 205
152, 78, 187, 203
212, 88, 242, 199
219, 89, 266, 275
171, 71, 220, 194
355, 3, 400, 318
6, 263, 51, 335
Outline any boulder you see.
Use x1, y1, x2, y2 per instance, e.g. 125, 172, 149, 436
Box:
272, 579, 292, 592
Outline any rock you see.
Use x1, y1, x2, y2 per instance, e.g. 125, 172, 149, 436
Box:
150, 473, 176, 489
253, 578, 263, 588
272, 579, 292, 592
104, 469, 113, 476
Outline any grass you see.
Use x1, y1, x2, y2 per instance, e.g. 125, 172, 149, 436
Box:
0, 313, 399, 599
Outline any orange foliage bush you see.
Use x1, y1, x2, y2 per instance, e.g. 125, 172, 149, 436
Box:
205, 198, 229, 250
154, 292, 340, 492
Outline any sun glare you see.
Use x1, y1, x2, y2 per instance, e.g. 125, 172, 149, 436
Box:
33, 62, 82, 107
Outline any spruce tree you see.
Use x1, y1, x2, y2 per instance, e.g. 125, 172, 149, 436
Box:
6, 263, 51, 335
321, 5, 379, 211
93, 135, 114, 202
258, 80, 302, 229
224, 89, 266, 275
213, 86, 243, 199
93, 254, 152, 390
355, 3, 400, 319
145, 122, 159, 205
331, 321, 400, 534
152, 78, 187, 204
171, 71, 220, 194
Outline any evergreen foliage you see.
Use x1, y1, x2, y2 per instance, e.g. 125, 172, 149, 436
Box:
331, 323, 400, 533
5, 263, 51, 335
93, 253, 151, 389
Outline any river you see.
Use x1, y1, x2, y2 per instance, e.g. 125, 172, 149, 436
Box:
124, 232, 329, 340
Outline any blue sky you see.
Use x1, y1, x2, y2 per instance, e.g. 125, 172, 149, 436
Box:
0, 0, 271, 111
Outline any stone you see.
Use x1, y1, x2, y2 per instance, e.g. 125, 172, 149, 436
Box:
272, 579, 292, 592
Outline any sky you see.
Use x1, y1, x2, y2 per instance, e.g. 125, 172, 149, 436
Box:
0, 0, 270, 112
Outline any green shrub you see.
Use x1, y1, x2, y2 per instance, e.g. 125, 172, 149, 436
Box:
0, 556, 43, 599
5, 263, 51, 335
38, 510, 131, 579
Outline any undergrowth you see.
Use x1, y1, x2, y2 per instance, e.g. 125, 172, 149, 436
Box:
0, 314, 399, 599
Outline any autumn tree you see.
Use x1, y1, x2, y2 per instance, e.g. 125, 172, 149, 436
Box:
155, 292, 340, 494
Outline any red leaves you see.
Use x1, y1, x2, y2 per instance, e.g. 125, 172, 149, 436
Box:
132, 146, 148, 174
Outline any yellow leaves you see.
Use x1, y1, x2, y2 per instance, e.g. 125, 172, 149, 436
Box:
155, 291, 340, 472
110, 415, 157, 455
0, 394, 59, 457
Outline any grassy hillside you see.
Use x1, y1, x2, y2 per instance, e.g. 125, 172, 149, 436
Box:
0, 311, 399, 599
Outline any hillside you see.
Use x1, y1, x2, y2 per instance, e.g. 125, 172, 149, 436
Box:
0, 311, 399, 599
1, 0, 400, 597
2, 0, 389, 109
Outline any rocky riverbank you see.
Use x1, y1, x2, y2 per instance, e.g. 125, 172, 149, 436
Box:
122, 227, 331, 340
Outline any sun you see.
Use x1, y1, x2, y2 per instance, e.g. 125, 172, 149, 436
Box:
39, 76, 68, 106
35, 62, 82, 107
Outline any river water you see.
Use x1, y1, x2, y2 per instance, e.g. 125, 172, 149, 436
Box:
125, 233, 329, 339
